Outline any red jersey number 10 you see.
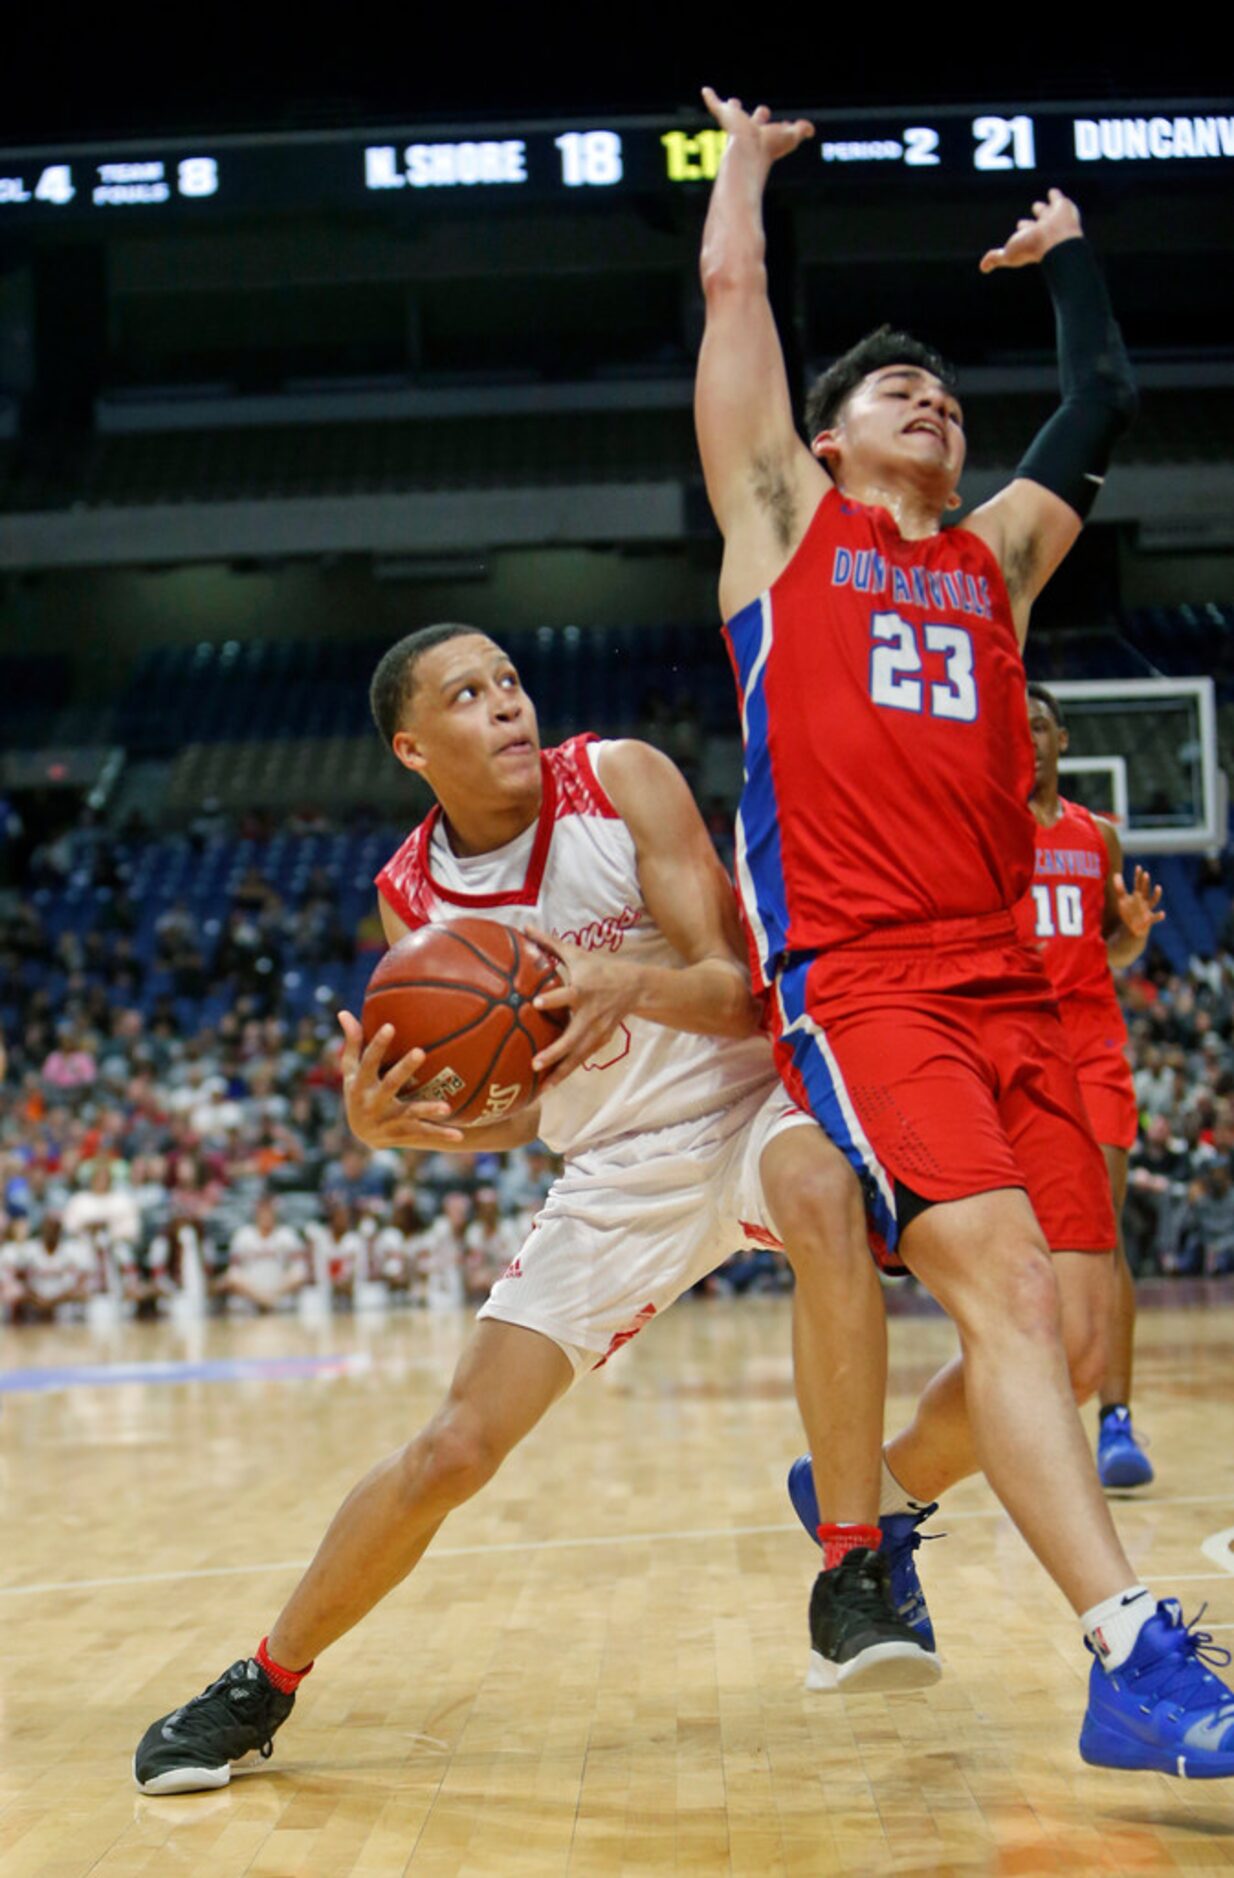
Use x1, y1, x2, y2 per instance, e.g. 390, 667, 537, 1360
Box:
1032, 882, 1084, 937
869, 611, 978, 722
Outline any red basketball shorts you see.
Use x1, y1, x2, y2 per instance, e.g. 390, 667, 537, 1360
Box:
1057, 996, 1139, 1152
772, 910, 1117, 1265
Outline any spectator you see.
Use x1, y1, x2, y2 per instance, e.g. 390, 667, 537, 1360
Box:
0, 1215, 25, 1316
1125, 1116, 1193, 1274
168, 1152, 225, 1222
2, 1214, 96, 1322
310, 1200, 368, 1306
416, 1190, 469, 1310
321, 1143, 395, 1208
1134, 1045, 1174, 1118
217, 1196, 309, 1313
42, 1030, 98, 1091
496, 1142, 558, 1218
367, 1195, 424, 1301
141, 1215, 211, 1317
416, 1149, 479, 1203
1178, 1164, 1234, 1276
462, 1187, 522, 1305
8, 796, 1231, 1334
155, 899, 195, 963
62, 1162, 140, 1293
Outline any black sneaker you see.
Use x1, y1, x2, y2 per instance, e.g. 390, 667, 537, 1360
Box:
806, 1548, 943, 1694
133, 1657, 296, 1794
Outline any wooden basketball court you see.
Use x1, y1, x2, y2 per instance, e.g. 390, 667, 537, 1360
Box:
3, 1284, 1233, 1875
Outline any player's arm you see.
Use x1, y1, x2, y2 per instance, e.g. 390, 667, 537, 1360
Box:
695, 89, 826, 613
965, 191, 1137, 645
530, 740, 760, 1084
337, 898, 540, 1153
379, 896, 410, 946
1098, 818, 1165, 969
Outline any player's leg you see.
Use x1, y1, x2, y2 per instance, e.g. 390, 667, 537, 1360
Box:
1099, 1146, 1134, 1404
134, 1319, 572, 1793
895, 1187, 1234, 1775
132, 1109, 772, 1794
885, 992, 1118, 1502
1062, 1034, 1150, 1482
1094, 1143, 1154, 1485
752, 1107, 938, 1692
758, 1125, 885, 1527
882, 1240, 1112, 1503
895, 1190, 1135, 1610
267, 1320, 572, 1668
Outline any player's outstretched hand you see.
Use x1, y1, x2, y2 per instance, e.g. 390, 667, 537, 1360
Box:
525, 925, 637, 1089
700, 87, 814, 171
338, 1009, 466, 1149
1113, 865, 1166, 939
979, 187, 1083, 273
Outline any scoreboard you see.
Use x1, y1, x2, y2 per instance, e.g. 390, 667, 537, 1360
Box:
1, 102, 1232, 221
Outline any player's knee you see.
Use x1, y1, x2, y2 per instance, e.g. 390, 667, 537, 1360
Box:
957, 1240, 1062, 1348
773, 1152, 862, 1273
402, 1408, 502, 1510
1004, 1245, 1065, 1345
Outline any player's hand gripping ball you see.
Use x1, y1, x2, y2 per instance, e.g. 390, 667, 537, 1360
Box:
361, 918, 567, 1125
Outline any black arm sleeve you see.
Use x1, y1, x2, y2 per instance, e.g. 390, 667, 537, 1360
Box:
1015, 236, 1138, 520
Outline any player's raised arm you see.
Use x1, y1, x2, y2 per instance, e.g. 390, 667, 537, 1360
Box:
695, 88, 826, 611
967, 190, 1137, 642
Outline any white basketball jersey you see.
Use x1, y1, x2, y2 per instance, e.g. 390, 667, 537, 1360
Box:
375, 736, 775, 1156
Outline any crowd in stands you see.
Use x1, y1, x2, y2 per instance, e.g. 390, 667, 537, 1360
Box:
0, 806, 574, 1322
1123, 938, 1234, 1277
0, 982, 562, 1325
2, 799, 1233, 1326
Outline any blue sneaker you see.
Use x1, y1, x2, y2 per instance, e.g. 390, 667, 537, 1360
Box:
1080, 1600, 1234, 1776
787, 1454, 938, 1650
1097, 1407, 1154, 1489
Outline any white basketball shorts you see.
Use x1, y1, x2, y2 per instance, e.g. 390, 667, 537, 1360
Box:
478, 1082, 814, 1375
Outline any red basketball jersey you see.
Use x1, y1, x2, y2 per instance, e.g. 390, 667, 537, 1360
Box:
1029, 795, 1121, 1009
724, 487, 1035, 985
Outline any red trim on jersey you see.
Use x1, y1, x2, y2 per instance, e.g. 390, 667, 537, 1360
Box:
424, 757, 557, 909
375, 824, 433, 932
556, 734, 620, 820
374, 735, 614, 928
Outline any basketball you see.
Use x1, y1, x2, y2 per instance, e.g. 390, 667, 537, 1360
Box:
362, 918, 568, 1125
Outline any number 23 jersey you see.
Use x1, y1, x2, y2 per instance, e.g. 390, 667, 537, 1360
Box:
725, 487, 1036, 987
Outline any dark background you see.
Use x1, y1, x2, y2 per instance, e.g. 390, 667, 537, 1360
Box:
2, 31, 1223, 141
1, 31, 1231, 772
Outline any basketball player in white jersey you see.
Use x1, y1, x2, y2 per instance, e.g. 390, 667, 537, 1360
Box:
133, 622, 928, 1796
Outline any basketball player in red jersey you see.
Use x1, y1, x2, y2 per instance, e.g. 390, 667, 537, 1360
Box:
133, 624, 930, 1795
696, 90, 1234, 1775
1027, 683, 1164, 1487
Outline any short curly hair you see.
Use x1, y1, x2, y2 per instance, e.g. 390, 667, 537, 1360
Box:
804, 326, 957, 443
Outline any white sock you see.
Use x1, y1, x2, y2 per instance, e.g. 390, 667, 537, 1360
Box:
878, 1452, 932, 1518
1082, 1586, 1154, 1670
